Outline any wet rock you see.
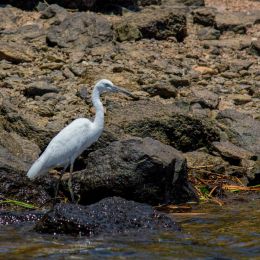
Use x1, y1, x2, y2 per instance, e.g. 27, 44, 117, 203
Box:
0, 211, 43, 225
212, 141, 256, 164
69, 137, 197, 205
192, 7, 216, 26
23, 81, 59, 98
142, 81, 177, 98
35, 197, 180, 236
197, 27, 220, 40
216, 109, 260, 156
46, 12, 112, 49
0, 42, 33, 64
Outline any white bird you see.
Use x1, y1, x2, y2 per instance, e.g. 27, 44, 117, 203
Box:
27, 79, 134, 203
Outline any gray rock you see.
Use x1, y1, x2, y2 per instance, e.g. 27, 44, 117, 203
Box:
46, 12, 112, 49
68, 137, 197, 205
192, 89, 219, 109
0, 96, 59, 149
192, 7, 216, 26
216, 109, 260, 156
212, 141, 256, 162
142, 81, 177, 98
169, 75, 190, 88
0, 42, 33, 64
251, 39, 260, 56
35, 197, 180, 236
24, 81, 59, 98
198, 27, 220, 40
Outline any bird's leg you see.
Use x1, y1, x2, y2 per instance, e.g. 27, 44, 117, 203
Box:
53, 168, 65, 206
68, 163, 75, 203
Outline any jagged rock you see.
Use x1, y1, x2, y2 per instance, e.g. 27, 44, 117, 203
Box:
251, 39, 260, 56
46, 12, 112, 49
0, 130, 51, 205
192, 7, 216, 26
35, 197, 180, 236
169, 75, 190, 88
0, 96, 59, 149
215, 12, 256, 34
114, 23, 142, 42
66, 137, 197, 205
185, 151, 229, 174
23, 81, 60, 98
192, 89, 219, 109
115, 8, 187, 42
112, 101, 220, 152
0, 42, 33, 64
216, 109, 260, 156
142, 81, 177, 98
197, 27, 220, 40
0, 211, 43, 225
212, 141, 256, 162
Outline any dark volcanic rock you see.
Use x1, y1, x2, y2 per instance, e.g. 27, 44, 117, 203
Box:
0, 96, 59, 149
115, 8, 187, 42
197, 27, 220, 40
0, 211, 43, 225
125, 113, 220, 152
142, 81, 177, 98
251, 39, 260, 56
46, 12, 112, 49
35, 197, 180, 236
192, 7, 216, 26
24, 81, 60, 98
216, 109, 260, 156
69, 137, 197, 205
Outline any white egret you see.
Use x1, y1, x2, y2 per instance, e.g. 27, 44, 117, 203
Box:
27, 79, 134, 203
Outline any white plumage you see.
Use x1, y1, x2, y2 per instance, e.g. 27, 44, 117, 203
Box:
27, 79, 133, 202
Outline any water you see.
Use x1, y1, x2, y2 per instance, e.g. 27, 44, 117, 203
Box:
0, 200, 259, 259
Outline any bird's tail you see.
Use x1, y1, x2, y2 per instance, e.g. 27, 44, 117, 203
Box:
27, 157, 47, 180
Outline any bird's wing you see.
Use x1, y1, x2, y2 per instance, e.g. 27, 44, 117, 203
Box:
43, 118, 95, 168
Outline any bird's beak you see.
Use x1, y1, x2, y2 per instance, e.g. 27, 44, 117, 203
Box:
112, 85, 136, 99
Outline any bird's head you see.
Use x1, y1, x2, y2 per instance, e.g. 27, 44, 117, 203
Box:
95, 79, 134, 98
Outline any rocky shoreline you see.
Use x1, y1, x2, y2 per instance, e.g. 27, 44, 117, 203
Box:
0, 0, 259, 236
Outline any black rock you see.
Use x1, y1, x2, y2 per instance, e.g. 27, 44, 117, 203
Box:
0, 211, 43, 225
35, 197, 180, 236
24, 81, 59, 98
67, 137, 197, 205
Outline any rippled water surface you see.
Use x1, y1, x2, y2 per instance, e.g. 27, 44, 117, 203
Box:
1, 200, 259, 259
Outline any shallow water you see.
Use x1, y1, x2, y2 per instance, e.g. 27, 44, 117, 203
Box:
0, 200, 259, 259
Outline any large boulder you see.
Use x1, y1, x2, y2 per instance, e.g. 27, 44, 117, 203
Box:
216, 109, 260, 157
35, 197, 180, 236
46, 12, 112, 49
114, 7, 187, 42
65, 137, 197, 205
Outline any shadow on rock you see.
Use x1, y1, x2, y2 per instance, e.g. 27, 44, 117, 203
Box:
62, 137, 197, 205
35, 197, 180, 236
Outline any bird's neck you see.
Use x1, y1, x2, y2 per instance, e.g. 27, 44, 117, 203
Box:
92, 86, 104, 129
